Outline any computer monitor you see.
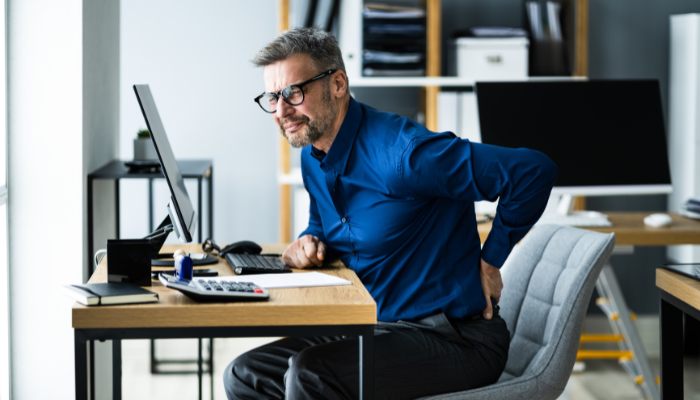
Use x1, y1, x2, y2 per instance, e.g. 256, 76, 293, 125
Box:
474, 80, 673, 197
133, 84, 197, 243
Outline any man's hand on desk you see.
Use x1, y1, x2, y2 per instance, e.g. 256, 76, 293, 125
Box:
283, 235, 326, 269
480, 258, 503, 320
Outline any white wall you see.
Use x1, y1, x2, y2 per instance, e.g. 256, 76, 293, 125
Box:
8, 0, 121, 398
8, 0, 83, 398
120, 1, 279, 244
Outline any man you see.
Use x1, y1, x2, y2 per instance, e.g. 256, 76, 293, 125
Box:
224, 27, 557, 400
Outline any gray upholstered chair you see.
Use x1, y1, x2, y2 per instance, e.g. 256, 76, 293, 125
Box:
420, 224, 616, 400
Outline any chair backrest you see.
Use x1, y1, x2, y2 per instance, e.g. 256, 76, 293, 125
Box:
497, 224, 615, 389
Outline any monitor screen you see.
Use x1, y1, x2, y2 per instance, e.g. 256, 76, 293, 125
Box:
133, 84, 197, 242
475, 80, 672, 195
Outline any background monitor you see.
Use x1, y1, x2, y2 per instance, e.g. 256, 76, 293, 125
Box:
475, 80, 672, 196
134, 84, 197, 242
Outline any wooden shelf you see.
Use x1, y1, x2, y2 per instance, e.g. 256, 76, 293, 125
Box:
349, 76, 587, 88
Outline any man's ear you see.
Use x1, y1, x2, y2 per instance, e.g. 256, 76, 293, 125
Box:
332, 71, 348, 99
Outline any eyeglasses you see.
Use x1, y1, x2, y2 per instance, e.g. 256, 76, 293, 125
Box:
254, 69, 337, 113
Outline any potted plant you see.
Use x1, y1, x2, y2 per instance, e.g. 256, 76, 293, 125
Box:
133, 128, 158, 160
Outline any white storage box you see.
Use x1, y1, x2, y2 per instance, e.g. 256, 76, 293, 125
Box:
449, 37, 529, 81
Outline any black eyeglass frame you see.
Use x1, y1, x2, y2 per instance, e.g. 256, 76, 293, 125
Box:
254, 69, 338, 113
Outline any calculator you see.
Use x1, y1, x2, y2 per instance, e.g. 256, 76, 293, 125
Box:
158, 273, 269, 302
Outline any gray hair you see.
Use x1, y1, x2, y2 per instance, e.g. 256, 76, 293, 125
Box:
252, 27, 348, 85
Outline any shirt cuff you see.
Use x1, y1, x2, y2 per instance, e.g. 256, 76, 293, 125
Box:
480, 235, 512, 268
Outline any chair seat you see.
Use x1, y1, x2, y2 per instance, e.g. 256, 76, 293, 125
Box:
418, 225, 615, 400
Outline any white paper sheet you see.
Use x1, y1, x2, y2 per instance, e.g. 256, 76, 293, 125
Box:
204, 272, 352, 289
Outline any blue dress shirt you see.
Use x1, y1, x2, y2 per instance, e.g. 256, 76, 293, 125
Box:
300, 97, 558, 322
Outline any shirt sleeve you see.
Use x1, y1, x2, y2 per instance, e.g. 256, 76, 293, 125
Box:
298, 173, 338, 259
298, 181, 326, 241
398, 132, 558, 267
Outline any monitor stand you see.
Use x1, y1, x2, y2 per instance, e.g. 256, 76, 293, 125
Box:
556, 194, 576, 215
143, 215, 217, 266
541, 194, 611, 227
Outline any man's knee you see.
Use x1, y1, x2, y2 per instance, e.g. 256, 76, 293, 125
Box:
285, 346, 335, 399
223, 352, 258, 400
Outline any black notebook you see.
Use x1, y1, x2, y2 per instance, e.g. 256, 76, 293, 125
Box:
63, 283, 158, 306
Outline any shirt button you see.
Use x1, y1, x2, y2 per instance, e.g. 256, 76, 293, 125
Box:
351, 251, 357, 256
341, 217, 347, 223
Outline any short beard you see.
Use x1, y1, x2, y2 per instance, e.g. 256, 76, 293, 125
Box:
279, 80, 337, 149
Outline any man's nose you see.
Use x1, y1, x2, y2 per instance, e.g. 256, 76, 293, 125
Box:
276, 98, 293, 119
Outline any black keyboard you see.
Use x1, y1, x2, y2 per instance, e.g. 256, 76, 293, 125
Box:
225, 253, 292, 275
158, 274, 269, 302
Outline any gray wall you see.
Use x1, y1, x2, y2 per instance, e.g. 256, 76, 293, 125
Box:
119, 1, 278, 245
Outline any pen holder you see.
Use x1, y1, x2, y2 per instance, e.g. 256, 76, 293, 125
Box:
174, 254, 193, 281
107, 239, 152, 286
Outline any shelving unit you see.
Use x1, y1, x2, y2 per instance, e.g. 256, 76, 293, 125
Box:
276, 0, 589, 241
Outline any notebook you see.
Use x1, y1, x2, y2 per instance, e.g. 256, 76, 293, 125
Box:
63, 283, 159, 306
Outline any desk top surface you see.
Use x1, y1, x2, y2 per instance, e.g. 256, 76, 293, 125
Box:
72, 244, 376, 329
657, 268, 700, 311
87, 159, 212, 179
478, 212, 700, 246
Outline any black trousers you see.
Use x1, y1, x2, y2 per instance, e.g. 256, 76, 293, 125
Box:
223, 311, 509, 400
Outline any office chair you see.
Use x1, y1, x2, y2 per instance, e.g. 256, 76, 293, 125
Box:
419, 224, 616, 400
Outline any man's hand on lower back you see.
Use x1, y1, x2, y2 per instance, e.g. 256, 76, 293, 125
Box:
480, 258, 503, 320
283, 235, 326, 269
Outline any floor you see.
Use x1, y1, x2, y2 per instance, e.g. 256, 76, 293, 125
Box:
120, 337, 700, 400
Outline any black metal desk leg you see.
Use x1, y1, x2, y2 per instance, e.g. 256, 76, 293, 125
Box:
208, 167, 213, 239
115, 179, 120, 239
198, 177, 203, 244
198, 338, 203, 400
660, 295, 684, 399
359, 326, 374, 400
75, 331, 88, 400
113, 339, 122, 400
87, 178, 94, 279
209, 338, 214, 400
89, 341, 95, 400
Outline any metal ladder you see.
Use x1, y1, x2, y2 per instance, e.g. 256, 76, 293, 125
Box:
578, 262, 660, 400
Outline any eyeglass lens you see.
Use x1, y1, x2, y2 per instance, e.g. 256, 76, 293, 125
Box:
261, 85, 304, 113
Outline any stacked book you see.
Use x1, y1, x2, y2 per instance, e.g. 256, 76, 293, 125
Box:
63, 283, 158, 306
362, 3, 426, 77
680, 198, 700, 220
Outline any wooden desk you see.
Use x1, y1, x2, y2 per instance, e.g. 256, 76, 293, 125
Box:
657, 268, 700, 399
73, 244, 377, 400
478, 212, 700, 246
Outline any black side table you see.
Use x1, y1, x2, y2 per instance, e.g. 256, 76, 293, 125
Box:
87, 159, 214, 400
87, 159, 213, 276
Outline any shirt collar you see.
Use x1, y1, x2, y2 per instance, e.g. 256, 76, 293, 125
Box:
310, 96, 362, 175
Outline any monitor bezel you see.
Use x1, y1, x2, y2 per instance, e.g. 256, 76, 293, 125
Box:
133, 84, 197, 243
